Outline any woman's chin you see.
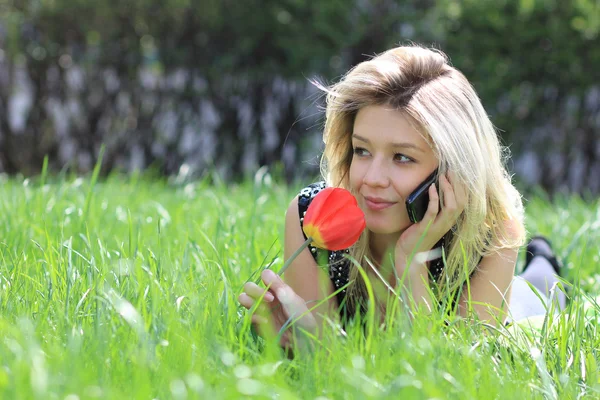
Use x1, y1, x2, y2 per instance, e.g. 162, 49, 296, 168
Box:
367, 226, 393, 235
366, 220, 410, 235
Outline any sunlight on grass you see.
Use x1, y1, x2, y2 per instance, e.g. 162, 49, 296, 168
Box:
0, 172, 598, 399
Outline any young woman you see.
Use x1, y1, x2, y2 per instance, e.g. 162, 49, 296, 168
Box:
238, 45, 565, 349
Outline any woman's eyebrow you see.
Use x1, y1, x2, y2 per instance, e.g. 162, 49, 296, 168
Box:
352, 134, 424, 152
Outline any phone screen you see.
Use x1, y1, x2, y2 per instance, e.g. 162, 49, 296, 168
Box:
405, 169, 439, 223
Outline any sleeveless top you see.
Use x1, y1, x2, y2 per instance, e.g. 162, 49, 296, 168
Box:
298, 182, 449, 318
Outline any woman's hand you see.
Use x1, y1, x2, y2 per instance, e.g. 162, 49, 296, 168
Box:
396, 172, 467, 270
238, 269, 318, 349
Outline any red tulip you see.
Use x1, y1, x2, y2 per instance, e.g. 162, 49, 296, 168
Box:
302, 188, 366, 251
278, 187, 366, 276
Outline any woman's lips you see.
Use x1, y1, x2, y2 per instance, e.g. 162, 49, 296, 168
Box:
364, 197, 397, 211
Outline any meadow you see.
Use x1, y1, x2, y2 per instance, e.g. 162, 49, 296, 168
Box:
0, 167, 599, 399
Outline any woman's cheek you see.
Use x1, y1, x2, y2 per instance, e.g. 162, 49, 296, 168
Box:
348, 164, 362, 191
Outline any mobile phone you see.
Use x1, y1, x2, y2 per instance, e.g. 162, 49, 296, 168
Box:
405, 169, 439, 223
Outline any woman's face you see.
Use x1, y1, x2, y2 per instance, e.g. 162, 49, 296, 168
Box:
349, 105, 438, 235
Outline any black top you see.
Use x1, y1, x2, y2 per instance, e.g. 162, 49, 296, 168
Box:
297, 182, 449, 318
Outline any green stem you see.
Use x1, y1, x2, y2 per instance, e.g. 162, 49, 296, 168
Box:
278, 237, 313, 276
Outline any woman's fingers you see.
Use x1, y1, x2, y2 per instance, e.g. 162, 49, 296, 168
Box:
243, 281, 275, 302
440, 174, 456, 213
240, 270, 316, 339
251, 314, 268, 326
238, 293, 254, 309
238, 293, 256, 310
261, 269, 311, 321
422, 183, 440, 223
447, 171, 467, 210
437, 173, 466, 230
261, 269, 290, 305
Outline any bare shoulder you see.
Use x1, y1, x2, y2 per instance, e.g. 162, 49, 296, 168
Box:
478, 218, 523, 273
502, 218, 525, 243
284, 195, 306, 255
285, 195, 301, 231
283, 194, 317, 273
458, 219, 522, 322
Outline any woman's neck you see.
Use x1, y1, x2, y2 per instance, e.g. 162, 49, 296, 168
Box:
369, 231, 402, 267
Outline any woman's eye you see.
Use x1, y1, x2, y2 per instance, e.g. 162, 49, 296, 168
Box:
394, 153, 413, 163
353, 147, 369, 157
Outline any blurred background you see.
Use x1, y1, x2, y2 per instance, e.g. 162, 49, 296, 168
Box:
0, 0, 599, 194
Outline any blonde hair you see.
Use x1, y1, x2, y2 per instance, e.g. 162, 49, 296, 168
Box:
317, 45, 526, 316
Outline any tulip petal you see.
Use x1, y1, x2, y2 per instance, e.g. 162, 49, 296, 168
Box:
302, 223, 326, 249
301, 187, 365, 251
318, 213, 365, 250
304, 188, 354, 227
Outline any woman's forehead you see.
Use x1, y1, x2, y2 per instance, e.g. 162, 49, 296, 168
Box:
352, 105, 431, 149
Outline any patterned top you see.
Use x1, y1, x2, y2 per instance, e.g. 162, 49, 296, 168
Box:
297, 182, 448, 316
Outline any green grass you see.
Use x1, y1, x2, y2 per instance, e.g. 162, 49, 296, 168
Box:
0, 172, 598, 399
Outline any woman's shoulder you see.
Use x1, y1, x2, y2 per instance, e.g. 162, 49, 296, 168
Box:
284, 181, 326, 229
488, 218, 526, 250
296, 181, 326, 228
298, 181, 327, 209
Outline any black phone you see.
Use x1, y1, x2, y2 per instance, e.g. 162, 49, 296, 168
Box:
405, 169, 439, 223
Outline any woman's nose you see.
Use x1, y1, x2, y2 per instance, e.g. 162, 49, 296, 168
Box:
362, 159, 390, 188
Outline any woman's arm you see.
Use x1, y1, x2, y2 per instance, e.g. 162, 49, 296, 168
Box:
394, 219, 520, 325
457, 220, 521, 325
282, 196, 339, 332
394, 243, 517, 325
238, 195, 338, 352
393, 257, 434, 313
457, 247, 517, 324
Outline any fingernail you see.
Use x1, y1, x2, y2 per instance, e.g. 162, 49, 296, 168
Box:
264, 292, 275, 302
